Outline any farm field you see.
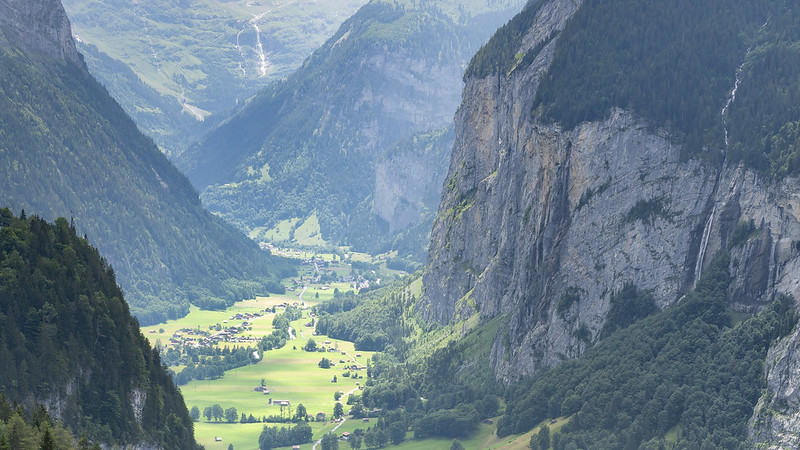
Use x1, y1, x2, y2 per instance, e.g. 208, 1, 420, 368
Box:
186, 330, 371, 448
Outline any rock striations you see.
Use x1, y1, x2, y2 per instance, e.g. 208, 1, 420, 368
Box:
423, 0, 800, 442
0, 0, 83, 67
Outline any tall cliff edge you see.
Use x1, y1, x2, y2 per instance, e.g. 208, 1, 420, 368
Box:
422, 0, 800, 442
0, 0, 83, 67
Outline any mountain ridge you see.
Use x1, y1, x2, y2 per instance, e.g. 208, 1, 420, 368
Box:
0, 0, 293, 325
181, 0, 524, 258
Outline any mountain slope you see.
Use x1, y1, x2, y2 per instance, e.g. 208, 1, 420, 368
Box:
0, 209, 198, 448
61, 0, 370, 156
0, 0, 293, 325
422, 0, 800, 443
181, 0, 523, 257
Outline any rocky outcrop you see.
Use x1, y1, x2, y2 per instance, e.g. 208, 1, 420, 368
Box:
749, 327, 800, 448
0, 0, 83, 67
423, 0, 800, 387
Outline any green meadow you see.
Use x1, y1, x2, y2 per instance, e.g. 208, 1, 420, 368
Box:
144, 251, 541, 449
150, 291, 373, 449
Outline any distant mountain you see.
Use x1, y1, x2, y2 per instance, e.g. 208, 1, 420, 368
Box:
0, 0, 294, 325
61, 0, 370, 156
0, 209, 198, 448
181, 0, 523, 259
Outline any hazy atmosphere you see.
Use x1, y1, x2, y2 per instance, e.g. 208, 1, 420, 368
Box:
2, 0, 800, 449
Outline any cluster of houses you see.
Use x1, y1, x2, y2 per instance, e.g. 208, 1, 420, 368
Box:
160, 328, 209, 346
154, 309, 271, 350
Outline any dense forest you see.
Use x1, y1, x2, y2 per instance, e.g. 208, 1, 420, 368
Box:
468, 0, 800, 178
314, 283, 412, 353
0, 42, 294, 324
0, 209, 198, 448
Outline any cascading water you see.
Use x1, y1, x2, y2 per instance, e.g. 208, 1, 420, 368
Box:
694, 32, 760, 285
694, 205, 715, 287
251, 17, 269, 77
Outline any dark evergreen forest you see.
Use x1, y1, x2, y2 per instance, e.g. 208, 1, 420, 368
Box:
0, 209, 198, 448
469, 0, 800, 177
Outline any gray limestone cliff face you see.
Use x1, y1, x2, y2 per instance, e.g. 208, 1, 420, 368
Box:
0, 0, 83, 67
374, 129, 453, 233
423, 0, 800, 395
749, 326, 800, 449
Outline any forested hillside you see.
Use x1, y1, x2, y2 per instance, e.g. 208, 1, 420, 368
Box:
0, 209, 198, 448
181, 0, 522, 258
0, 7, 294, 325
468, 0, 800, 174
313, 253, 796, 448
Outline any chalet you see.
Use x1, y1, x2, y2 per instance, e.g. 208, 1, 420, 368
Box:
341, 432, 351, 440
316, 412, 326, 422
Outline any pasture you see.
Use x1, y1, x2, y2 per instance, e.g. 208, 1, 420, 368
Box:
151, 300, 372, 449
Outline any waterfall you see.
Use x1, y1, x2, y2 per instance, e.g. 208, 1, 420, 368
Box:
251, 18, 268, 78
694, 205, 715, 287
721, 55, 747, 147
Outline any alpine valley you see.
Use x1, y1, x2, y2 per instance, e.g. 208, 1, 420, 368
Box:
6, 0, 800, 449
180, 0, 526, 262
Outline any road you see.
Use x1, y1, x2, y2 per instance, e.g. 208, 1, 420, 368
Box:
311, 386, 361, 450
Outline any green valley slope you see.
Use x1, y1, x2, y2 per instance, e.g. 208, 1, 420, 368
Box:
0, 0, 294, 325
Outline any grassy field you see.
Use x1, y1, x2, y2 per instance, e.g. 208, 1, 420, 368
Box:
184, 320, 374, 449
293, 213, 327, 247
149, 294, 373, 449
143, 247, 542, 450
150, 291, 542, 450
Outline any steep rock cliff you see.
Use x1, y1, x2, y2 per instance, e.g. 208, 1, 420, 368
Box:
423, 0, 800, 387
374, 127, 453, 234
0, 0, 82, 67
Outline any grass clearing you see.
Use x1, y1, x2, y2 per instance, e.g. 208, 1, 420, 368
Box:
143, 246, 415, 448
294, 213, 327, 247
150, 301, 373, 449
